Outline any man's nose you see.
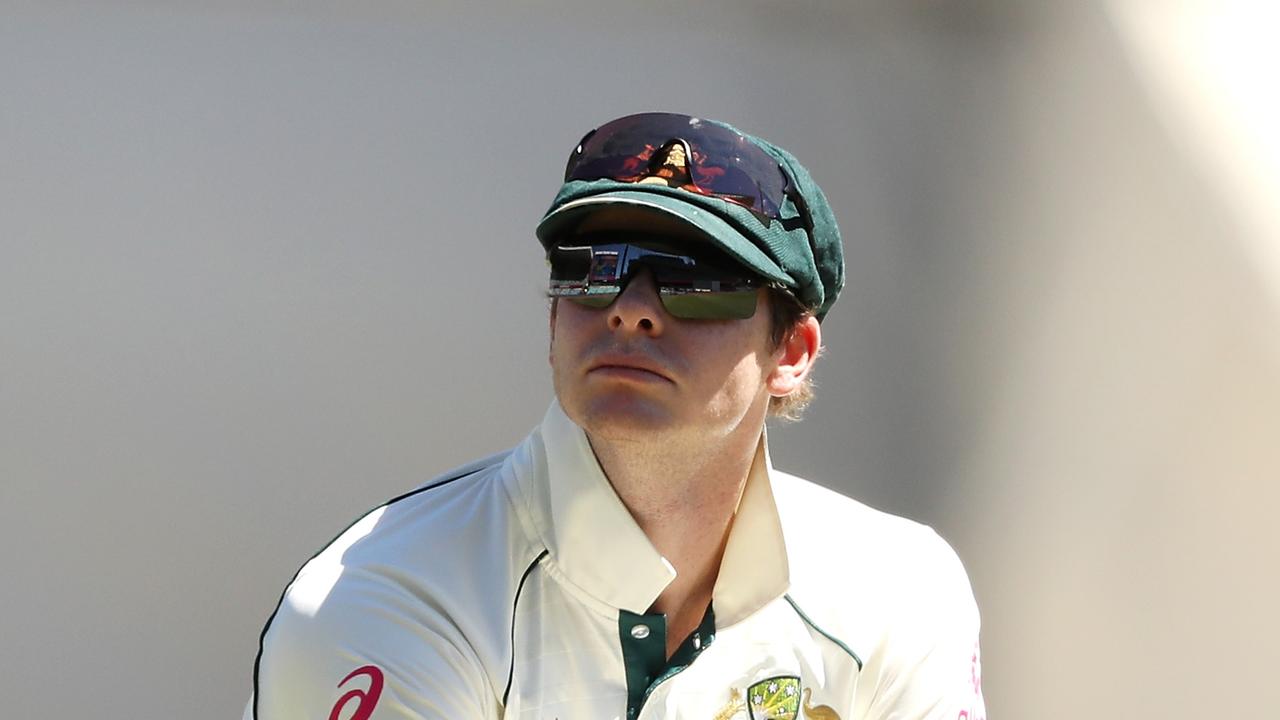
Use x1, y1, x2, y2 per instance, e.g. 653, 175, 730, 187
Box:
608, 269, 666, 335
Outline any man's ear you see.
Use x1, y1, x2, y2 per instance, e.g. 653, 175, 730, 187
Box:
766, 315, 821, 398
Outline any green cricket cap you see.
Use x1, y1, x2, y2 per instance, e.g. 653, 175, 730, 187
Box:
536, 114, 845, 320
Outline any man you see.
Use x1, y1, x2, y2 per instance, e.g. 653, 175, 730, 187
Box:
248, 112, 985, 720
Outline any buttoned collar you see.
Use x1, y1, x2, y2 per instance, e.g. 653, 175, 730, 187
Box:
526, 401, 790, 625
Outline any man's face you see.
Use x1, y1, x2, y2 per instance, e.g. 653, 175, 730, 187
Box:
548, 228, 781, 445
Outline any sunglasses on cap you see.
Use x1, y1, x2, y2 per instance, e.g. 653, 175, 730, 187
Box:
563, 112, 802, 223
548, 235, 780, 320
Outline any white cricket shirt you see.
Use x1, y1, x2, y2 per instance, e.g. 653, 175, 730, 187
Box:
248, 402, 985, 720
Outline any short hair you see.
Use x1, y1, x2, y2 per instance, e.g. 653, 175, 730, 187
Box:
766, 289, 818, 422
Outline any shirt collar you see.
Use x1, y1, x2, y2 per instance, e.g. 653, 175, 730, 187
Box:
712, 436, 790, 626
532, 401, 789, 623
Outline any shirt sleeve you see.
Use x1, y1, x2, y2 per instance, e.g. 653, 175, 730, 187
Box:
860, 529, 987, 720
249, 570, 497, 720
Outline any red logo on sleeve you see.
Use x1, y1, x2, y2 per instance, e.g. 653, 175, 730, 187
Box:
970, 642, 983, 696
958, 641, 986, 720
329, 665, 385, 720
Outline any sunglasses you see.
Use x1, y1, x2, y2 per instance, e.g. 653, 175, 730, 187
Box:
563, 112, 801, 223
548, 237, 774, 320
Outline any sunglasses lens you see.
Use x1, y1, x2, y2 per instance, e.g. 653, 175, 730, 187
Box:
549, 241, 767, 320
567, 290, 759, 320
659, 291, 759, 320
565, 113, 789, 219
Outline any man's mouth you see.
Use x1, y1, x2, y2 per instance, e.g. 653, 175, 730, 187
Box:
587, 353, 674, 383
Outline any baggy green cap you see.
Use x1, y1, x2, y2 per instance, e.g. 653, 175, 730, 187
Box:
536, 114, 845, 320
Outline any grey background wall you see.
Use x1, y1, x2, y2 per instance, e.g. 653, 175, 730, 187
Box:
3, 2, 1277, 718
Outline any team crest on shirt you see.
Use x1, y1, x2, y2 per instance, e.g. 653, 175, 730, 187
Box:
746, 676, 800, 720
712, 677, 840, 720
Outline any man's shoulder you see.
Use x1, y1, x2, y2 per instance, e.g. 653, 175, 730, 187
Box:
304, 449, 518, 572
261, 448, 547, 686
772, 469, 971, 592
771, 469, 944, 553
770, 470, 979, 657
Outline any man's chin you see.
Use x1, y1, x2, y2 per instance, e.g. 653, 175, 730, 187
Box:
563, 394, 679, 440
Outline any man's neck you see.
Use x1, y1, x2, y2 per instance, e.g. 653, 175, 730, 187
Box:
585, 418, 764, 657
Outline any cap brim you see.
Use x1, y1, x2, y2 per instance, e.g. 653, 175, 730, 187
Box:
536, 191, 791, 285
